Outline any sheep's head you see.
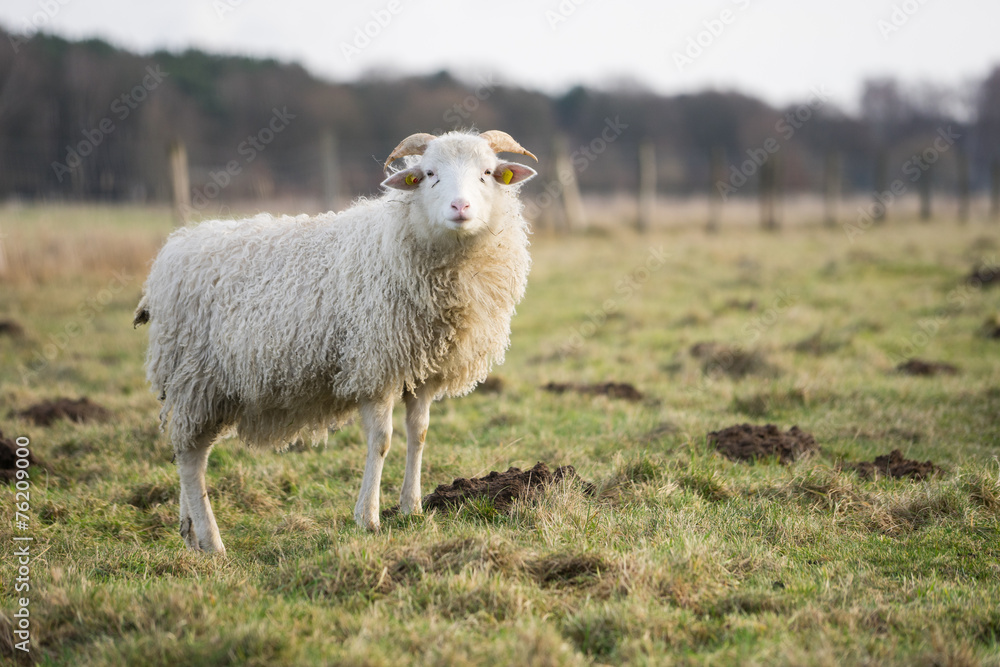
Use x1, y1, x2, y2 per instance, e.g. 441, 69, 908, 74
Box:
381, 130, 537, 236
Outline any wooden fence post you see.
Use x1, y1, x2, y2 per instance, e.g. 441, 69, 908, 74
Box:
992, 158, 1000, 222
637, 138, 656, 232
957, 151, 970, 223
169, 140, 191, 225
759, 155, 779, 231
553, 134, 586, 232
320, 130, 342, 213
824, 152, 841, 227
708, 146, 724, 233
874, 151, 888, 223
918, 166, 932, 221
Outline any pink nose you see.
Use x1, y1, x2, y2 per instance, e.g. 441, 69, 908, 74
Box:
450, 198, 471, 217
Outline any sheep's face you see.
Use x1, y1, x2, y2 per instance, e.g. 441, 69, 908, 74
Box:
382, 134, 536, 237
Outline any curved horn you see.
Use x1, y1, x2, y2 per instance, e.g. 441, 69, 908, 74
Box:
383, 132, 437, 172
479, 130, 538, 162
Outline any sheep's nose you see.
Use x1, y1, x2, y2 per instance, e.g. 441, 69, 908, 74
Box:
450, 198, 471, 216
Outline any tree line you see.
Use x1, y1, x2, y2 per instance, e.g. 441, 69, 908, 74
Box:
1, 28, 998, 215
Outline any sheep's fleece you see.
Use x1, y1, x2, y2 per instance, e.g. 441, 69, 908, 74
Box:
141, 180, 530, 450
135, 130, 536, 549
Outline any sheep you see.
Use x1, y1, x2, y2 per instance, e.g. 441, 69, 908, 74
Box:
134, 130, 538, 553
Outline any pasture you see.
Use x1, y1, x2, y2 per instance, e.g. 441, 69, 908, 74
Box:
1, 204, 999, 666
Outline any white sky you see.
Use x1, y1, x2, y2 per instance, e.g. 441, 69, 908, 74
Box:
2, 0, 998, 112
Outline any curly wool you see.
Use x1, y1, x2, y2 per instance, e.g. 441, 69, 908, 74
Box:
139, 188, 530, 450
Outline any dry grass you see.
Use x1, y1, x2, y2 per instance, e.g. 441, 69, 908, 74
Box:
1, 205, 999, 665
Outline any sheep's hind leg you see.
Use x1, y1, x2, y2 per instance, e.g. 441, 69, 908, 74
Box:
354, 396, 394, 531
400, 385, 433, 515
176, 425, 225, 553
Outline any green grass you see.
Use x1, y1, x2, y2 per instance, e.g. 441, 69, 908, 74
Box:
1, 206, 999, 665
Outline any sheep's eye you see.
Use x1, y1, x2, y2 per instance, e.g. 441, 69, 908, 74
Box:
425, 171, 434, 177
484, 169, 492, 175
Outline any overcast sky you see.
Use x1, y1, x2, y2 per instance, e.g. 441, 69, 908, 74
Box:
2, 0, 997, 112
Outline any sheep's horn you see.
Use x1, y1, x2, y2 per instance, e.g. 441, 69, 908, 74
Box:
383, 133, 437, 172
480, 130, 538, 162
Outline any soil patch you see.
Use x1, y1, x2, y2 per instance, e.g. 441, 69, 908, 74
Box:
981, 316, 1000, 339
842, 449, 937, 480
542, 381, 643, 402
791, 329, 848, 356
690, 341, 775, 379
722, 298, 757, 311
477, 376, 505, 394
895, 359, 959, 377
0, 320, 24, 337
527, 552, 612, 587
967, 265, 1000, 288
385, 462, 595, 519
17, 397, 111, 426
708, 423, 818, 464
0, 429, 42, 483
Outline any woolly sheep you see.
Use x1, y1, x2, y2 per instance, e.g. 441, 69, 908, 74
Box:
134, 130, 538, 552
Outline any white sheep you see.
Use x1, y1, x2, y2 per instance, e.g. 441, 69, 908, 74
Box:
134, 130, 537, 552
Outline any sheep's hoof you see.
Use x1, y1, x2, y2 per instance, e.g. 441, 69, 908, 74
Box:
199, 541, 226, 555
400, 500, 423, 516
354, 513, 380, 532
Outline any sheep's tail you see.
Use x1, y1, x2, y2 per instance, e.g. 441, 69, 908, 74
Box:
133, 294, 150, 328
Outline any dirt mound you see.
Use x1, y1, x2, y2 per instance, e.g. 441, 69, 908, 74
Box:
722, 298, 758, 311
843, 449, 937, 480
542, 381, 643, 402
527, 552, 612, 587
896, 359, 959, 376
477, 376, 504, 394
981, 316, 1000, 339
0, 429, 42, 483
791, 328, 848, 356
17, 397, 111, 426
407, 462, 595, 516
967, 265, 999, 288
0, 320, 24, 337
690, 341, 775, 379
708, 423, 818, 464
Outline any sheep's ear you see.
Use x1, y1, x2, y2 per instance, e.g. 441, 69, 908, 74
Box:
381, 167, 424, 190
493, 162, 536, 186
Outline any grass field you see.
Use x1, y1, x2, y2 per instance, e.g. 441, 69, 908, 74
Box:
1, 204, 999, 666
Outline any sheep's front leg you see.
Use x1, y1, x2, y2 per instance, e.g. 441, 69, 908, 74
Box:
176, 429, 225, 553
354, 396, 394, 531
400, 385, 433, 515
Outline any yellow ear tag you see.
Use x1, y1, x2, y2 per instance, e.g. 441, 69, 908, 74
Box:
405, 173, 418, 186
502, 169, 513, 185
